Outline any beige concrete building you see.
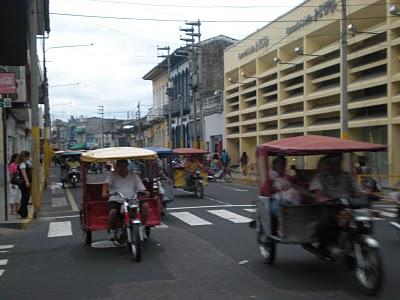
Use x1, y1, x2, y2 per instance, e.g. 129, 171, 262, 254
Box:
224, 0, 400, 175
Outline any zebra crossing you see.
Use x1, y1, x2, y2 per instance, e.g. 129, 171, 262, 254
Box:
42, 205, 398, 238
0, 244, 14, 278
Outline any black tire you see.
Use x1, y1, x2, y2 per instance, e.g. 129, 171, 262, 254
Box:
256, 218, 276, 264
85, 230, 92, 245
145, 226, 151, 238
72, 179, 77, 188
127, 225, 142, 262
354, 247, 383, 295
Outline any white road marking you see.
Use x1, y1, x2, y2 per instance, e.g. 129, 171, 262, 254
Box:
0, 245, 14, 250
204, 197, 230, 205
52, 197, 68, 208
38, 215, 79, 221
223, 186, 248, 192
390, 221, 400, 230
170, 212, 212, 226
244, 208, 256, 213
91, 240, 123, 249
0, 259, 8, 266
155, 222, 168, 229
208, 209, 252, 223
373, 210, 397, 218
48, 221, 73, 237
51, 188, 64, 195
167, 204, 255, 211
0, 270, 4, 277
0, 251, 9, 253
66, 188, 79, 212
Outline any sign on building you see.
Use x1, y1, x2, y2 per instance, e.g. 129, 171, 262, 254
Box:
0, 72, 17, 94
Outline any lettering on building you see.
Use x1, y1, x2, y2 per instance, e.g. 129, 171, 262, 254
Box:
286, 0, 337, 35
238, 37, 269, 59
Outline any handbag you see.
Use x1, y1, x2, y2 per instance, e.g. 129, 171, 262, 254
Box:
11, 172, 23, 186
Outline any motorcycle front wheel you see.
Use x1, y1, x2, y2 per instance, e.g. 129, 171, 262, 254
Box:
195, 181, 204, 199
354, 246, 383, 295
256, 217, 276, 265
127, 225, 142, 262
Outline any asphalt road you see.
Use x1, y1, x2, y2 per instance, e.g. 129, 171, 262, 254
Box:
0, 170, 399, 299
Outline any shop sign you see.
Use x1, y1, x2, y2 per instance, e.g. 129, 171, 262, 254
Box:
0, 72, 16, 94
286, 0, 337, 35
238, 37, 269, 59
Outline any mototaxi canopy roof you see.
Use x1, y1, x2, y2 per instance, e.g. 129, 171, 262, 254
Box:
173, 148, 208, 155
81, 147, 157, 163
144, 146, 173, 156
257, 135, 386, 156
61, 151, 82, 157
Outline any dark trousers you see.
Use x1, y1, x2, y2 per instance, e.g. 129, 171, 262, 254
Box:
18, 184, 30, 218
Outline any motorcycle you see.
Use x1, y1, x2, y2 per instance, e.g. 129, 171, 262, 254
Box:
207, 166, 233, 183
68, 168, 80, 187
185, 169, 204, 199
110, 192, 144, 262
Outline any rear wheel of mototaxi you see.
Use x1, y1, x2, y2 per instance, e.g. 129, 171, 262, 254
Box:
79, 209, 92, 245
354, 246, 383, 295
256, 213, 276, 265
127, 224, 142, 262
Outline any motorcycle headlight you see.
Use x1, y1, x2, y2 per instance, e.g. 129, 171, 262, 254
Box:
195, 170, 201, 175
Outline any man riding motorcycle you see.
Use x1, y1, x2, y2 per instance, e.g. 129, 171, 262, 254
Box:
184, 155, 203, 187
102, 159, 148, 242
309, 153, 360, 257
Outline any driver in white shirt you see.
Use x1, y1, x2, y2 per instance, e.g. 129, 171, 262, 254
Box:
102, 159, 147, 241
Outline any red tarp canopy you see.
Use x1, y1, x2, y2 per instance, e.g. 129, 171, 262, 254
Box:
173, 148, 208, 155
257, 135, 386, 156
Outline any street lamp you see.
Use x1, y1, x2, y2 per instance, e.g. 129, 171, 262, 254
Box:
347, 24, 380, 36
273, 57, 297, 65
293, 47, 322, 57
390, 5, 400, 16
240, 71, 259, 79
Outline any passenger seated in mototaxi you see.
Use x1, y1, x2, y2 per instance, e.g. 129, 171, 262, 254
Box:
269, 156, 301, 236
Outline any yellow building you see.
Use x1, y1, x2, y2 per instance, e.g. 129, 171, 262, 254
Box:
224, 0, 400, 175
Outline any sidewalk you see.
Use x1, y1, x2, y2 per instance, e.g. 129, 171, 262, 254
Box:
0, 185, 35, 229
0, 164, 46, 230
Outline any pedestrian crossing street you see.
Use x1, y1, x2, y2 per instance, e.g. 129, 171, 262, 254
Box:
0, 244, 14, 278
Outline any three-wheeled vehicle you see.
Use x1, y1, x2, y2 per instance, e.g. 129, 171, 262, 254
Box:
252, 135, 385, 295
79, 147, 161, 262
144, 147, 174, 214
60, 151, 82, 188
172, 148, 208, 199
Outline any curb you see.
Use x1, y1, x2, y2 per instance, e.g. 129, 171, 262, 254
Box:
0, 206, 35, 230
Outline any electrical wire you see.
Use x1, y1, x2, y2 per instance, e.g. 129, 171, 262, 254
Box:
86, 0, 400, 9
50, 12, 393, 23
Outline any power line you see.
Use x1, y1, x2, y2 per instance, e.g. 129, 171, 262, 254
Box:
50, 12, 393, 23
86, 0, 400, 9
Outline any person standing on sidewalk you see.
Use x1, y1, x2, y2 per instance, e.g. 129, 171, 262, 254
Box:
16, 151, 31, 218
221, 149, 230, 168
240, 151, 249, 176
8, 154, 21, 215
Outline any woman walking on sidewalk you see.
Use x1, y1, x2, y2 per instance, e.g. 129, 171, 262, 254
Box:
8, 154, 21, 215
16, 151, 31, 218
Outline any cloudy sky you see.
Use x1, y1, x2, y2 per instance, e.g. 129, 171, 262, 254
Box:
45, 0, 304, 121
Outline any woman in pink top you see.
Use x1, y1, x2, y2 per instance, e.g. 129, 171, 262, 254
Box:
8, 154, 21, 215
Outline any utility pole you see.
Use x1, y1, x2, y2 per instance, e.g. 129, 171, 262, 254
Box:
181, 20, 202, 148
137, 101, 142, 147
157, 46, 173, 148
178, 94, 184, 147
340, 0, 349, 139
29, 0, 42, 213
98, 106, 104, 148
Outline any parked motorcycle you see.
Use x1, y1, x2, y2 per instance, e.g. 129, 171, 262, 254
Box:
68, 168, 80, 187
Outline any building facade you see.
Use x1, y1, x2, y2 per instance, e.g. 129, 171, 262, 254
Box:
144, 35, 236, 149
224, 0, 395, 174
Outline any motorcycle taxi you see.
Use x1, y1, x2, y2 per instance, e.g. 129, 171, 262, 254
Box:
144, 147, 174, 214
60, 151, 81, 188
79, 147, 161, 262
172, 148, 208, 199
251, 135, 385, 295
